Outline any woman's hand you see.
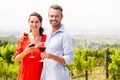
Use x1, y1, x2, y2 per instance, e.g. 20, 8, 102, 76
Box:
24, 43, 35, 55
14, 43, 35, 62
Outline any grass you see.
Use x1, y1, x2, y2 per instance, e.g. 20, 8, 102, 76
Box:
71, 72, 106, 80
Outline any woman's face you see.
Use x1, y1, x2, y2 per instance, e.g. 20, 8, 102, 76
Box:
29, 16, 41, 32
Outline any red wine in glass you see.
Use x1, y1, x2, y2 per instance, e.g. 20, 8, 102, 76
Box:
29, 43, 35, 47
29, 43, 36, 58
38, 42, 46, 62
39, 47, 46, 52
39, 47, 46, 62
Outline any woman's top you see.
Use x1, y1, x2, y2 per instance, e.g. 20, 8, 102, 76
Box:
15, 33, 46, 80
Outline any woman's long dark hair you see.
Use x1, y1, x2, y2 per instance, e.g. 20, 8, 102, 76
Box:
28, 12, 44, 36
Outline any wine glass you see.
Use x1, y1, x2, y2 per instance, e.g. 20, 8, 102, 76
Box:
29, 38, 36, 58
38, 42, 46, 62
29, 43, 36, 58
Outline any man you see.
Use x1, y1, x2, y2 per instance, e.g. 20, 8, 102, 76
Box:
41, 4, 74, 80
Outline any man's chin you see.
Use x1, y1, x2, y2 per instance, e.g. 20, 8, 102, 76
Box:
51, 23, 61, 28
51, 24, 57, 27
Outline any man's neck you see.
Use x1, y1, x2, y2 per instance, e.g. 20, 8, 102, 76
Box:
52, 24, 61, 33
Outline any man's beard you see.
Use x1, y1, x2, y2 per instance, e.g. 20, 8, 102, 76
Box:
51, 22, 61, 28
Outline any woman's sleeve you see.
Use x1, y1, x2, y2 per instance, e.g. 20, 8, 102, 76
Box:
14, 38, 24, 58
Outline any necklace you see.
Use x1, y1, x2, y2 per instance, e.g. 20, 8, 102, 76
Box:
29, 33, 41, 44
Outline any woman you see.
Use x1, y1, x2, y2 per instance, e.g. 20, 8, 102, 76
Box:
14, 12, 46, 80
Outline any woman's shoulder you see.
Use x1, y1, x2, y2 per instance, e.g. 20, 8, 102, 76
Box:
41, 34, 47, 42
42, 34, 47, 37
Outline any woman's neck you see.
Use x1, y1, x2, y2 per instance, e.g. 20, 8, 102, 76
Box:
30, 33, 40, 40
31, 30, 40, 37
29, 32, 41, 44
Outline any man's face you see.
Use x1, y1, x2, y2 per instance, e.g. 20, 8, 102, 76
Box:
48, 8, 63, 28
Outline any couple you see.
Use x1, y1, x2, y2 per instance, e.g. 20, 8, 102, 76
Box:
14, 4, 74, 80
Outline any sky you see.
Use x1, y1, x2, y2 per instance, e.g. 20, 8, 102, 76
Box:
0, 0, 120, 35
